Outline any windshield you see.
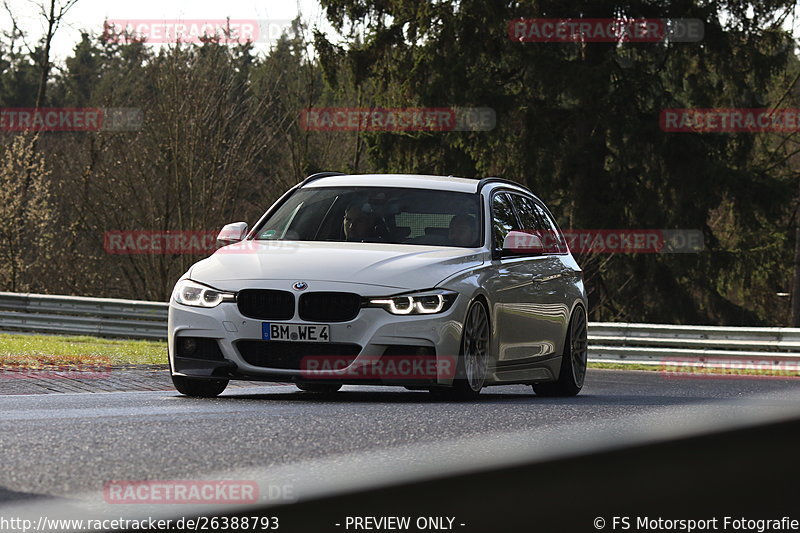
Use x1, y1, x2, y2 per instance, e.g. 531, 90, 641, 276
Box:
254, 187, 482, 247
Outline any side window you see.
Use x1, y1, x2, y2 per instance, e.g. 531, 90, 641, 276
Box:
509, 193, 567, 254
491, 193, 519, 250
530, 199, 567, 253
510, 194, 546, 234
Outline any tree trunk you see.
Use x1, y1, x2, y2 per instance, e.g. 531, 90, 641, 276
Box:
792, 183, 800, 326
34, 0, 57, 109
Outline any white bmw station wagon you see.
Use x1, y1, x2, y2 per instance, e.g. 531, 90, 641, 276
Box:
168, 173, 588, 398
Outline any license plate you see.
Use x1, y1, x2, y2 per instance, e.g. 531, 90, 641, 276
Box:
262, 323, 330, 342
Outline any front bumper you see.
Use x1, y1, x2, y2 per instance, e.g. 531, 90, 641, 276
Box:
168, 289, 466, 386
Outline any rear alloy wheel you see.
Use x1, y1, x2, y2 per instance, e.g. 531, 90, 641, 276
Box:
171, 375, 229, 398
296, 383, 343, 393
532, 307, 588, 397
441, 300, 490, 399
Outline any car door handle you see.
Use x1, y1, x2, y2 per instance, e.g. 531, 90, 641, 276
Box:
532, 273, 562, 283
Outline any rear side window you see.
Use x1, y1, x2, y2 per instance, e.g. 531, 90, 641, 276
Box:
509, 194, 546, 233
510, 194, 567, 254
530, 199, 567, 253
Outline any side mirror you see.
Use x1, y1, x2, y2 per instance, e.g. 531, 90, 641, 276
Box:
502, 230, 544, 256
217, 222, 248, 247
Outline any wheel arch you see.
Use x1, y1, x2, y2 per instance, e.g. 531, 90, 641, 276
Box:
465, 290, 493, 345
564, 298, 588, 348
463, 291, 495, 377
556, 300, 588, 379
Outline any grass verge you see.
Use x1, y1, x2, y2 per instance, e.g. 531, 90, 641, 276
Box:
589, 361, 800, 378
0, 332, 167, 368
0, 333, 796, 378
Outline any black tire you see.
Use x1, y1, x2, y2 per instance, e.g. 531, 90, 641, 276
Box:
434, 300, 490, 399
171, 375, 228, 397
296, 383, 342, 393
532, 307, 588, 397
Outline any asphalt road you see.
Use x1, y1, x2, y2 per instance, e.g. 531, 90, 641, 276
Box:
1, 369, 799, 507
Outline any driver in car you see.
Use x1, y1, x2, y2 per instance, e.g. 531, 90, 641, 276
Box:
343, 203, 382, 242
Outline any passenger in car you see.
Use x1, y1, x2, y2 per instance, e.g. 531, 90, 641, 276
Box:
449, 214, 477, 247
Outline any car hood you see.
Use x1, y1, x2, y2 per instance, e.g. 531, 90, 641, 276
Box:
189, 241, 484, 291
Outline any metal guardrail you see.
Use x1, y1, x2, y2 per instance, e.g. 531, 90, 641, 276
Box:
589, 321, 800, 364
2, 292, 800, 362
0, 292, 168, 340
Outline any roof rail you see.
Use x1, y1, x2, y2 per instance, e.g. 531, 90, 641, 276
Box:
476, 177, 531, 193
300, 171, 346, 187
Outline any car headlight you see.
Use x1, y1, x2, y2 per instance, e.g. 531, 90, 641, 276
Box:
368, 290, 457, 315
172, 279, 235, 308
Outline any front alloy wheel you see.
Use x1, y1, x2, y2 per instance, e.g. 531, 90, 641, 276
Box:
532, 307, 588, 397
442, 300, 490, 399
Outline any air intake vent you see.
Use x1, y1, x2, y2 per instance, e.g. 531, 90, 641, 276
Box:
237, 289, 295, 320
236, 341, 361, 369
299, 292, 362, 322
